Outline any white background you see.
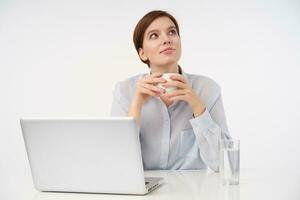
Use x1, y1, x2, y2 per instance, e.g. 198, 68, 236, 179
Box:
1, 0, 300, 199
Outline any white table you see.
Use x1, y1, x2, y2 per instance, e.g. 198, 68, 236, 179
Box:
12, 168, 299, 200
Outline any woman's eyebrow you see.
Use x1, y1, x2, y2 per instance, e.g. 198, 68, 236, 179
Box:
146, 29, 159, 37
146, 26, 177, 37
167, 26, 176, 30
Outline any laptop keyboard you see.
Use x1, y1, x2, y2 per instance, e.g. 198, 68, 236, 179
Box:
145, 181, 150, 185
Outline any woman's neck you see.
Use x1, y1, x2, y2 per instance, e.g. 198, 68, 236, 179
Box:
150, 63, 179, 74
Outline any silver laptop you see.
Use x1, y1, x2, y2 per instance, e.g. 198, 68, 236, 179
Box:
20, 117, 163, 195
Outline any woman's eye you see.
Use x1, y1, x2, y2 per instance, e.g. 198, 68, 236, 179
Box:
149, 33, 158, 39
169, 29, 177, 35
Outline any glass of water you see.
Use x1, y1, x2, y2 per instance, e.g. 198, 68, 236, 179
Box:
219, 139, 240, 185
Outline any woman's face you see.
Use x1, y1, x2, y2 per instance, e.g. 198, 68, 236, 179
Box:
139, 17, 181, 68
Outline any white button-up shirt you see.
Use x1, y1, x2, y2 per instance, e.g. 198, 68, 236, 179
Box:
110, 71, 230, 171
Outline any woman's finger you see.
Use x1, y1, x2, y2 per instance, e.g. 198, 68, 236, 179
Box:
169, 94, 186, 101
170, 74, 187, 83
163, 80, 187, 89
141, 83, 164, 93
164, 89, 187, 98
140, 86, 160, 97
142, 76, 166, 85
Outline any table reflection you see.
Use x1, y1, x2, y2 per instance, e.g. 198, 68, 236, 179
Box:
33, 170, 240, 200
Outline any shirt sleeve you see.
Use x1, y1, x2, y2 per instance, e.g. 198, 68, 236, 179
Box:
110, 82, 141, 133
110, 82, 128, 117
189, 95, 230, 172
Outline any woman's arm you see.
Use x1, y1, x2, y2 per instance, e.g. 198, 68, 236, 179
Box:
189, 95, 230, 172
111, 73, 166, 123
128, 99, 143, 124
163, 74, 230, 171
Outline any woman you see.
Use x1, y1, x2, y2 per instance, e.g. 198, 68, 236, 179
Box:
111, 10, 230, 171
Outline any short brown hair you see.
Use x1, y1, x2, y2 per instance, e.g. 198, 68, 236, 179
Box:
133, 10, 180, 67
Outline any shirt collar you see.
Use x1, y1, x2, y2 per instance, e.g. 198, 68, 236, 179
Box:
180, 66, 191, 87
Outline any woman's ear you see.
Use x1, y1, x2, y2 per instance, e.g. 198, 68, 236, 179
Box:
138, 48, 148, 61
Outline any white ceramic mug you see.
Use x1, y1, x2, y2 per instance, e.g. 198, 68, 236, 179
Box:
156, 73, 178, 94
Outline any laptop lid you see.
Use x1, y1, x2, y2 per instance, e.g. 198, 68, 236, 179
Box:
20, 117, 149, 194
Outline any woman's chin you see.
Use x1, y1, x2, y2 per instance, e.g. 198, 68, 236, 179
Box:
157, 59, 179, 67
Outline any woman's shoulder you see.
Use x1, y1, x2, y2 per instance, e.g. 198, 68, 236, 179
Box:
185, 73, 221, 91
115, 74, 144, 88
113, 73, 146, 99
185, 73, 222, 109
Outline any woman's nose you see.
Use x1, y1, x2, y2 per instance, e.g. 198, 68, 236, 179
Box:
162, 34, 172, 45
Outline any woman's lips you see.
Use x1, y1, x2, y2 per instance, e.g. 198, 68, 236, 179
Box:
160, 48, 175, 54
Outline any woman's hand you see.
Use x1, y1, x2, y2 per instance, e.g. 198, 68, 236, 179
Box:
128, 73, 166, 124
163, 74, 206, 117
132, 73, 166, 106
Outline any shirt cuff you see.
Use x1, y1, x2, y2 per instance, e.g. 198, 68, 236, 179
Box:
189, 108, 214, 134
